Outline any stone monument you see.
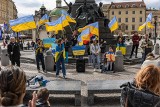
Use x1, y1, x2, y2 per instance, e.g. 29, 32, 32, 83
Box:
68, 0, 116, 45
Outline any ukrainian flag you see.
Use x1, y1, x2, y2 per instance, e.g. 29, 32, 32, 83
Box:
72, 45, 86, 56
78, 22, 99, 36
9, 15, 36, 32
78, 28, 90, 45
138, 13, 154, 31
61, 10, 76, 23
108, 16, 118, 32
39, 14, 49, 25
45, 15, 69, 34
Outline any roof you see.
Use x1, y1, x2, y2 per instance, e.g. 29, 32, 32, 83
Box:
110, 1, 146, 9
50, 8, 65, 16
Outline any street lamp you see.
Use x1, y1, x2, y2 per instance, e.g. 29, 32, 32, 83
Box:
154, 16, 158, 44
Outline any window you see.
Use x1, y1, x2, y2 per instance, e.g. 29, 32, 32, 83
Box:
126, 25, 128, 30
125, 18, 128, 22
139, 17, 143, 22
132, 11, 135, 14
126, 11, 128, 14
119, 11, 121, 15
132, 25, 135, 30
118, 5, 122, 8
112, 11, 114, 15
118, 18, 121, 22
125, 4, 129, 8
132, 4, 136, 7
112, 5, 115, 8
132, 18, 135, 22
139, 4, 142, 7
140, 11, 142, 14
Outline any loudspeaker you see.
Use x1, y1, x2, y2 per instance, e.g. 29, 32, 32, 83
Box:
76, 59, 85, 72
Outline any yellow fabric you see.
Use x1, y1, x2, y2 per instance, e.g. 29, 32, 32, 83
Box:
116, 46, 126, 55
55, 50, 66, 62
79, 41, 83, 46
106, 54, 115, 62
45, 24, 63, 34
66, 16, 76, 23
110, 22, 118, 32
78, 26, 99, 36
147, 22, 154, 28
39, 19, 49, 25
44, 44, 52, 48
73, 50, 85, 56
62, 18, 69, 27
11, 21, 36, 32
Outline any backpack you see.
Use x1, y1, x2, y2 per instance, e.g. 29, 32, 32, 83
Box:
120, 82, 160, 107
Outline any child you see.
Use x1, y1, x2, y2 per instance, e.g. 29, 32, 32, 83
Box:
36, 88, 50, 107
105, 47, 115, 71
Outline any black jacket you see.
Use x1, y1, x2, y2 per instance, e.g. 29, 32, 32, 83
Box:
7, 42, 20, 59
120, 82, 160, 107
36, 99, 50, 107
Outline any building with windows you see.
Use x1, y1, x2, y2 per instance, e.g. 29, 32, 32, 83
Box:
105, 1, 146, 34
0, 0, 18, 24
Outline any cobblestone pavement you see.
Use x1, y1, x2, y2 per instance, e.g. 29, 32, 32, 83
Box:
22, 63, 141, 107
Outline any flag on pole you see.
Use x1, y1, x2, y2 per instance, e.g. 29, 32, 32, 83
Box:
138, 13, 154, 31
45, 15, 69, 33
108, 16, 119, 32
39, 14, 49, 25
61, 10, 76, 23
9, 15, 36, 32
78, 22, 99, 36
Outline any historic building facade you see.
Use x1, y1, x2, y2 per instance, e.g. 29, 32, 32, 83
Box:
0, 0, 18, 24
107, 1, 146, 34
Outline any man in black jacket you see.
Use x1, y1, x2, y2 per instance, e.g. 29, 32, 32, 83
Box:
7, 37, 21, 67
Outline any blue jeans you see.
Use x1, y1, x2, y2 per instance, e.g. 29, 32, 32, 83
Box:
92, 54, 100, 69
65, 52, 68, 63
56, 56, 66, 76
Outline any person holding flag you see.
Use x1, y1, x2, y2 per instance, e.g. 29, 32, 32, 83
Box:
55, 38, 66, 79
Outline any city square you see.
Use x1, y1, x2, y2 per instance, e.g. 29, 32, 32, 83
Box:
0, 0, 160, 107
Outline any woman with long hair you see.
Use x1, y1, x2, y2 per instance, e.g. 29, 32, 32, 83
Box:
120, 65, 160, 107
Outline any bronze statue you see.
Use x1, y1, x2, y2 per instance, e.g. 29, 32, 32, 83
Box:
64, 0, 72, 15
98, 2, 104, 17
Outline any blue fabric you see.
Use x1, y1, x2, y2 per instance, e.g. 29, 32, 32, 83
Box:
56, 56, 66, 76
56, 44, 65, 52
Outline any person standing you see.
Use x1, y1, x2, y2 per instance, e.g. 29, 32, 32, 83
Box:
140, 34, 153, 63
35, 39, 46, 73
7, 37, 21, 67
55, 38, 66, 79
31, 40, 35, 50
100, 41, 107, 63
117, 32, 125, 45
90, 39, 101, 71
64, 38, 70, 63
130, 31, 141, 58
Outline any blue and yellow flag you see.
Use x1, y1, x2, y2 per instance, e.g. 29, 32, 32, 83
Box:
72, 45, 86, 56
39, 14, 49, 25
138, 13, 154, 31
9, 15, 36, 32
78, 28, 90, 45
78, 22, 99, 36
61, 10, 76, 23
45, 15, 69, 34
108, 16, 118, 32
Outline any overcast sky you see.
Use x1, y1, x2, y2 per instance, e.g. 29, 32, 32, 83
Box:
12, 0, 160, 17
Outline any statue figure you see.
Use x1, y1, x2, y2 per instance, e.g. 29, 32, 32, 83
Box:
64, 0, 72, 15
76, 0, 89, 19
98, 2, 105, 17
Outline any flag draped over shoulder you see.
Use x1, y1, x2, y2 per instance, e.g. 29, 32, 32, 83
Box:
78, 22, 99, 36
138, 13, 154, 31
45, 15, 69, 34
108, 16, 118, 32
39, 14, 49, 25
9, 15, 36, 32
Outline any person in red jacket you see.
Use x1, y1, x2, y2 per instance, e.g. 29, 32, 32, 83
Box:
130, 31, 141, 58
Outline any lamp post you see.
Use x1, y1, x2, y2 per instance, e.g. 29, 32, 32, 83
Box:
154, 16, 158, 44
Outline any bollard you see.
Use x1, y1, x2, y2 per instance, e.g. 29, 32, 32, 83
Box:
45, 50, 54, 72
126, 44, 132, 56
114, 50, 124, 72
1, 48, 9, 66
154, 43, 159, 55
